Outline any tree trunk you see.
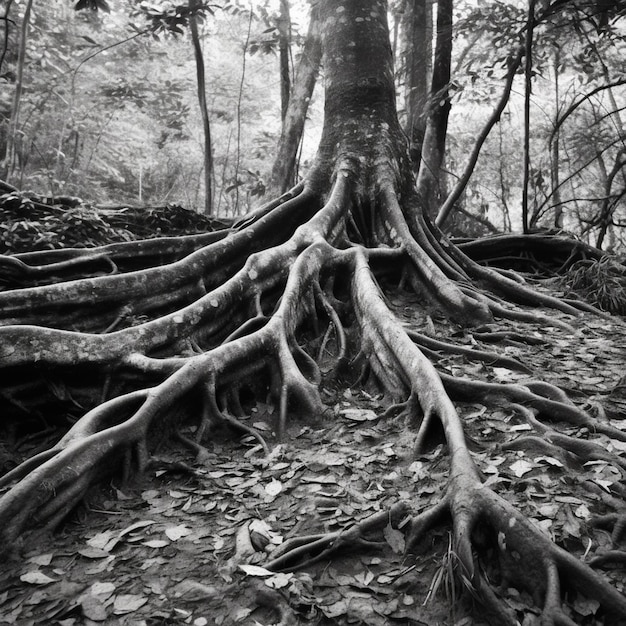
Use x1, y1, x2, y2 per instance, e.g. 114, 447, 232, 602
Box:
415, 0, 452, 217
551, 47, 563, 229
401, 0, 432, 169
277, 0, 291, 123
0, 0, 14, 79
521, 0, 536, 234
1, 0, 32, 182
189, 0, 213, 215
0, 1, 625, 622
268, 3, 321, 196
596, 147, 626, 249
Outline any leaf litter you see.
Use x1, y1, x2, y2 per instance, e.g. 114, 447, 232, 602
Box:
0, 294, 625, 624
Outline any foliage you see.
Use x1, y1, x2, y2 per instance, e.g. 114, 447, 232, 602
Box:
0, 0, 303, 215
0, 190, 227, 254
445, 0, 626, 245
560, 255, 626, 315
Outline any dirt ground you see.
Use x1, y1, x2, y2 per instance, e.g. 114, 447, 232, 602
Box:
1, 286, 625, 626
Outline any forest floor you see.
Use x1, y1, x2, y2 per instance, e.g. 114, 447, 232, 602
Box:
0, 281, 625, 626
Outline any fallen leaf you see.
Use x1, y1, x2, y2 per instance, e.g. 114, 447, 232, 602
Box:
78, 547, 111, 559
81, 594, 108, 621
118, 520, 156, 537
113, 594, 147, 615
572, 596, 600, 617
28, 554, 53, 566
20, 571, 57, 585
383, 524, 405, 554
165, 525, 192, 541
143, 539, 169, 548
265, 479, 283, 497
509, 459, 534, 478
340, 408, 378, 421
87, 531, 115, 551
265, 572, 293, 589
90, 582, 116, 598
239, 564, 274, 577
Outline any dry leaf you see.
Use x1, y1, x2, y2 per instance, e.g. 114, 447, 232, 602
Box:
165, 525, 192, 541
239, 564, 274, 577
143, 539, 169, 548
20, 571, 57, 585
265, 479, 283, 497
113, 594, 147, 615
78, 547, 110, 559
265, 572, 293, 589
28, 554, 53, 566
90, 581, 116, 598
81, 594, 108, 621
509, 459, 534, 478
340, 408, 378, 421
118, 520, 156, 537
383, 524, 405, 554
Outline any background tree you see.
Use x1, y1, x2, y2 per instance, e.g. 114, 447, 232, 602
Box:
0, 0, 32, 181
399, 0, 433, 169
415, 0, 453, 216
445, 0, 626, 243
189, 0, 215, 215
268, 1, 321, 195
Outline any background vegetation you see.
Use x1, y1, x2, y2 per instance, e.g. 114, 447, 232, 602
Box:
1, 0, 624, 245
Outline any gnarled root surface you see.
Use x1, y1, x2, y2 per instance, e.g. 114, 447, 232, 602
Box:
0, 161, 624, 623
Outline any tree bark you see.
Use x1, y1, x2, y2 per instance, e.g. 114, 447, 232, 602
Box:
521, 0, 536, 234
268, 4, 321, 196
189, 0, 213, 215
551, 47, 563, 229
401, 0, 432, 169
1, 0, 32, 182
415, 0, 452, 217
277, 0, 291, 123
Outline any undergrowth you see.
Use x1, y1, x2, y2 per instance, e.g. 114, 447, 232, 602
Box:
560, 255, 626, 315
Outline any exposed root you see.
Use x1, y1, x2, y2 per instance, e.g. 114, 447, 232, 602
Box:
406, 328, 531, 373
1, 127, 624, 626
505, 403, 626, 471
592, 513, 626, 546
266, 501, 411, 571
440, 374, 626, 442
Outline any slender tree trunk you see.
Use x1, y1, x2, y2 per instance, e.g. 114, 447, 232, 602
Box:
0, 0, 13, 77
498, 120, 512, 231
268, 4, 321, 196
551, 47, 562, 229
1, 0, 32, 182
521, 0, 536, 234
415, 0, 452, 217
189, 0, 213, 215
277, 0, 291, 122
402, 0, 432, 169
436, 48, 523, 228
596, 148, 625, 249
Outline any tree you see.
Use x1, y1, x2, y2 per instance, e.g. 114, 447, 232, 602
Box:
1, 1, 626, 623
277, 0, 291, 123
0, 0, 33, 181
415, 0, 453, 217
268, 1, 322, 195
400, 0, 433, 168
188, 0, 214, 215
